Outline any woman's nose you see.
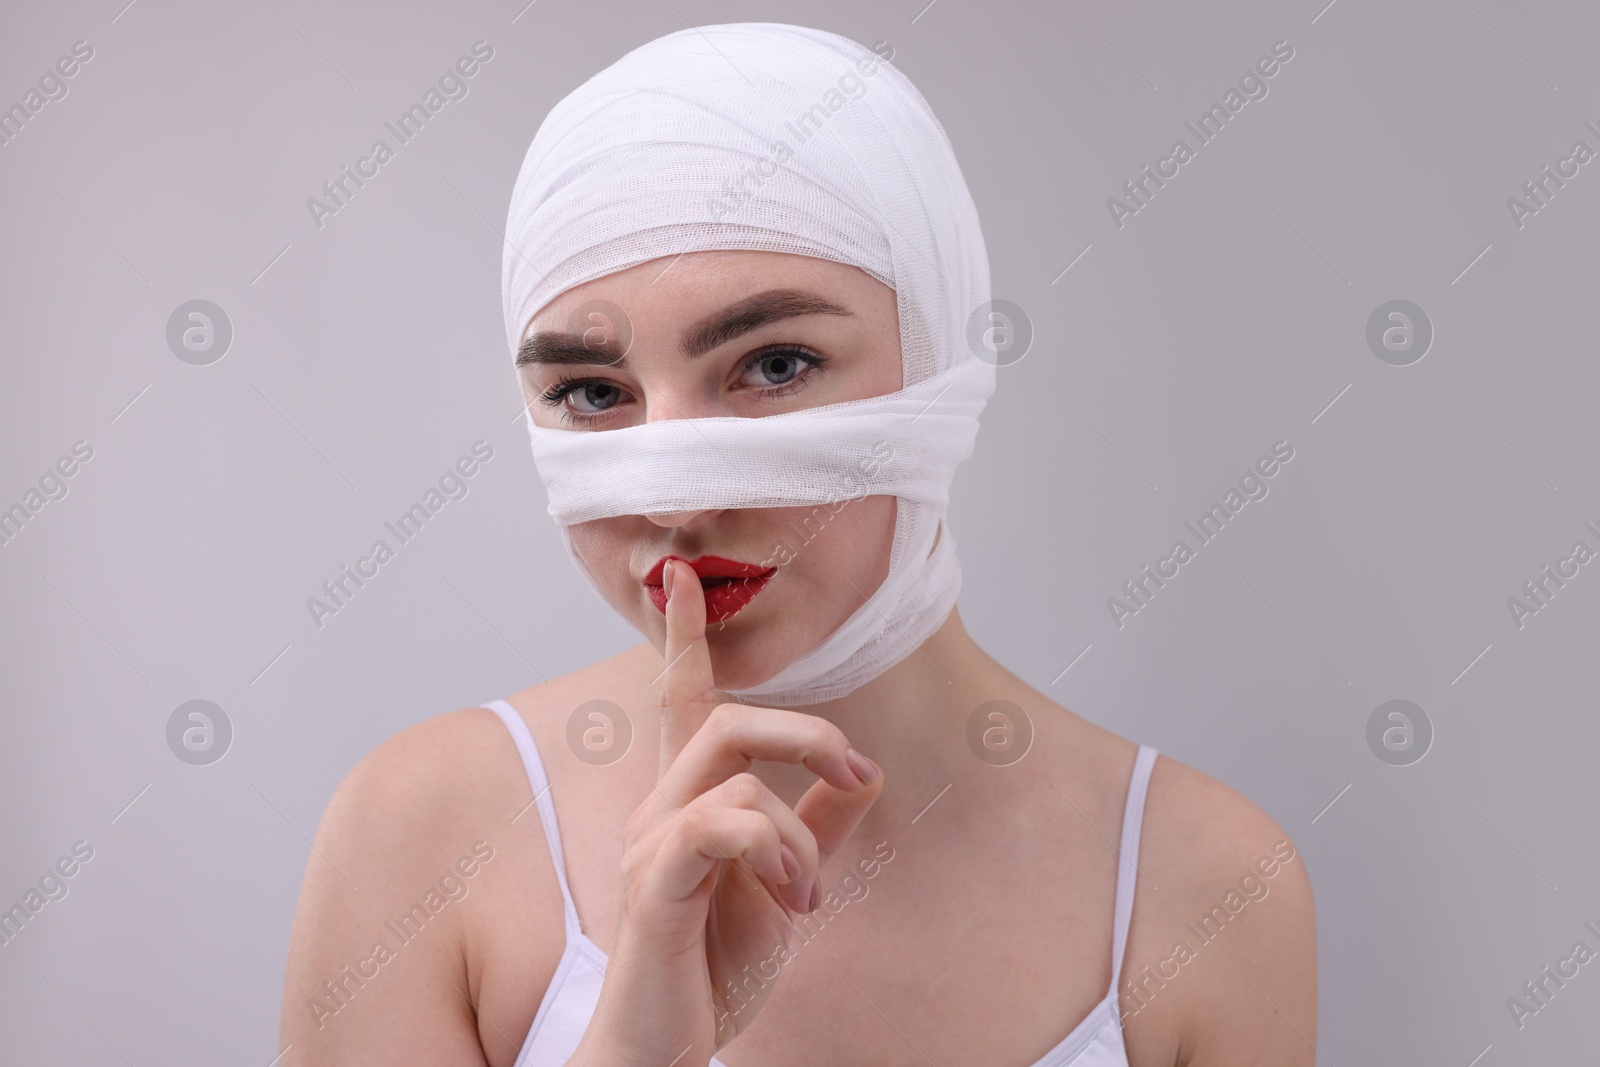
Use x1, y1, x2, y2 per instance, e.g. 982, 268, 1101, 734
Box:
645, 509, 723, 528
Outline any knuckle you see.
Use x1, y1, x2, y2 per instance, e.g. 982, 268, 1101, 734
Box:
618, 836, 654, 885
810, 715, 848, 753
620, 839, 653, 882
677, 797, 719, 840
708, 701, 744, 733
622, 802, 660, 845
725, 771, 764, 808
734, 807, 769, 845
656, 811, 696, 859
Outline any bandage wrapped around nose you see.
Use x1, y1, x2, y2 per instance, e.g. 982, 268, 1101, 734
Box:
502, 22, 998, 705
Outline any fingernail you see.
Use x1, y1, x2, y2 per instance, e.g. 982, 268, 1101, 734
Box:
845, 747, 878, 785
808, 877, 821, 913
779, 844, 800, 884
664, 559, 676, 599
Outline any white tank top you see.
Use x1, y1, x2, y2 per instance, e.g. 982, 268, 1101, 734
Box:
485, 699, 1159, 1067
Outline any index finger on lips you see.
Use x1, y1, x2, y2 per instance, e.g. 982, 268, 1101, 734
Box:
657, 558, 717, 784
654, 702, 879, 811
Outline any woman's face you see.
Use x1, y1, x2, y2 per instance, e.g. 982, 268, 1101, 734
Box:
518, 250, 903, 692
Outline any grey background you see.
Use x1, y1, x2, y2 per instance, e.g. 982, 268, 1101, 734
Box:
2, 0, 1596, 1063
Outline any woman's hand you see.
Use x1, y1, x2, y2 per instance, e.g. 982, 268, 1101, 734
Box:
570, 559, 884, 1067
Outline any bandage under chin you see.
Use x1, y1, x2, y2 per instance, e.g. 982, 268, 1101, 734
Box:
502, 22, 998, 705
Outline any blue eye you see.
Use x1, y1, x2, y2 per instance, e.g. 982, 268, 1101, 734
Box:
537, 378, 628, 424
537, 345, 828, 427
743, 347, 811, 388
566, 381, 624, 414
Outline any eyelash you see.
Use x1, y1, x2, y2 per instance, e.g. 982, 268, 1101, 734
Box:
537, 346, 829, 427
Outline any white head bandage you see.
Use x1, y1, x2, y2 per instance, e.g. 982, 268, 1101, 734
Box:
502, 22, 997, 706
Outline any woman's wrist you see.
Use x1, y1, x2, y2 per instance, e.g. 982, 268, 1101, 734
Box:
567, 1030, 712, 1067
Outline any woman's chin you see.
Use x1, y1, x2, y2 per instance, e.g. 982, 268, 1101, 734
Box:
701, 622, 802, 696
707, 646, 785, 695
627, 591, 817, 695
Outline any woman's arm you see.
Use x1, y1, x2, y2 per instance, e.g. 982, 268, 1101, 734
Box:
1180, 836, 1316, 1065
1129, 759, 1318, 1067
278, 711, 518, 1066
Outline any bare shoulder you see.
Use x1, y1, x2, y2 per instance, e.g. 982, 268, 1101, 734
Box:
323, 704, 530, 849
279, 701, 562, 1065
1139, 753, 1308, 886
1123, 751, 1318, 1066
310, 704, 543, 915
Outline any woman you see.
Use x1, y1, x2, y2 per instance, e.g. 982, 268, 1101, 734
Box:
279, 22, 1316, 1067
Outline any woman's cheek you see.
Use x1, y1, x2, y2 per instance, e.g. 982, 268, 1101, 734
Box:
569, 521, 634, 600
775, 496, 895, 609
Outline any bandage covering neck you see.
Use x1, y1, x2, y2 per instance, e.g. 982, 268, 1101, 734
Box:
502, 22, 997, 706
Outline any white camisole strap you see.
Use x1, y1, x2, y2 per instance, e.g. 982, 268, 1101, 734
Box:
1110, 744, 1160, 997
485, 698, 583, 942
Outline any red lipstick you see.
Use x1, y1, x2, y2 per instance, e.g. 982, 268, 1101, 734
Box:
644, 554, 777, 623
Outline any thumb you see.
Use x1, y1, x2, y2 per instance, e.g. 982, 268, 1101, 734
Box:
794, 757, 885, 864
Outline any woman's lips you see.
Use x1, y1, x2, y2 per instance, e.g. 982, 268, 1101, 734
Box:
644, 554, 778, 623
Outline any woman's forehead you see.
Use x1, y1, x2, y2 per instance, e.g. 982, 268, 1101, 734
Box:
525, 250, 896, 340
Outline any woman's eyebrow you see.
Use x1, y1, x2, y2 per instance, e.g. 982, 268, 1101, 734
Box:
516, 288, 851, 369
679, 289, 852, 358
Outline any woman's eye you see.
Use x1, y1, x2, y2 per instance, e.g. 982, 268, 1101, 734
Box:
535, 377, 629, 425
741, 347, 823, 391
536, 347, 826, 427
567, 381, 624, 414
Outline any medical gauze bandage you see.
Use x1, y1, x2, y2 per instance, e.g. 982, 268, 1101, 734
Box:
502, 22, 997, 705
